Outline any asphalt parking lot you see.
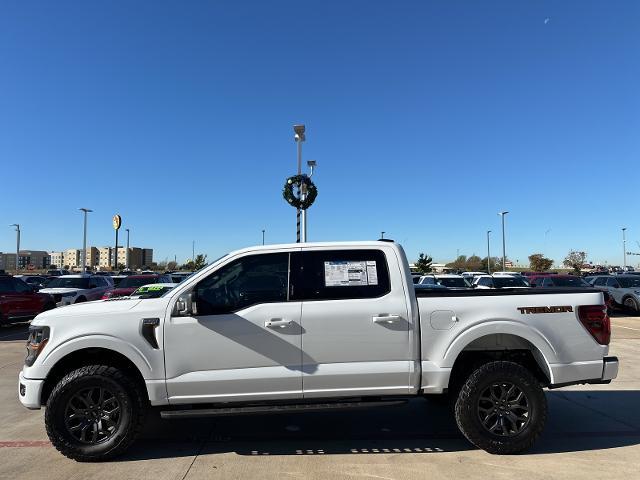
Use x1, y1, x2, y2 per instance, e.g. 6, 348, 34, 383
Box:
1, 316, 639, 480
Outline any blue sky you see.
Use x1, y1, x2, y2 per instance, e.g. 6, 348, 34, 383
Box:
1, 1, 638, 267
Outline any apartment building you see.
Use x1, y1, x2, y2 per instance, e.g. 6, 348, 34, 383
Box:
18, 251, 51, 269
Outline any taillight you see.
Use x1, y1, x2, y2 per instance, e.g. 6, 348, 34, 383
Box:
101, 291, 112, 300
577, 305, 610, 345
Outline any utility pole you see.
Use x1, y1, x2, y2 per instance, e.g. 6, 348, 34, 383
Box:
9, 224, 20, 273
192, 240, 195, 264
487, 230, 492, 274
381, 231, 385, 239
79, 209, 92, 273
262, 229, 265, 245
622, 227, 627, 270
498, 211, 509, 271
294, 125, 305, 243
125, 228, 130, 270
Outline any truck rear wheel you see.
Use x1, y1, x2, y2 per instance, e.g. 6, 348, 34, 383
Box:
454, 361, 547, 454
45, 365, 146, 461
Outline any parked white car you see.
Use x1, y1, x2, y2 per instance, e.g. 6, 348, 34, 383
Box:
39, 275, 113, 306
473, 275, 531, 289
20, 241, 616, 461
589, 275, 640, 313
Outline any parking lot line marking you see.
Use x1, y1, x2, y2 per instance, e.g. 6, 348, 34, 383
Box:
614, 325, 640, 332
0, 441, 51, 448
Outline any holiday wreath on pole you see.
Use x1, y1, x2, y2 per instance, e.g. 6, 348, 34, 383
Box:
282, 174, 318, 210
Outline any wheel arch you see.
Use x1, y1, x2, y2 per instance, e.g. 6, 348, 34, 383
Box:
444, 325, 556, 388
40, 347, 148, 406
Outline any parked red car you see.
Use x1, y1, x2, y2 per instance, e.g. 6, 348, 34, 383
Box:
0, 275, 56, 324
101, 274, 172, 299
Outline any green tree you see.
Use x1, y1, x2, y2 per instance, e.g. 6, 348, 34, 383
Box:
182, 254, 209, 272
446, 255, 468, 270
528, 253, 554, 272
466, 255, 483, 271
563, 250, 587, 274
480, 256, 502, 273
414, 253, 433, 274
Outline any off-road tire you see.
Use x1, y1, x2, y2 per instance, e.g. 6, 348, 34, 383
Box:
454, 361, 547, 454
623, 296, 640, 314
45, 365, 146, 461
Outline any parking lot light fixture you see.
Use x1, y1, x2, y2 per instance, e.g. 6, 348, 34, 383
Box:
9, 224, 20, 272
622, 227, 627, 270
487, 230, 492, 274
79, 209, 93, 273
498, 211, 509, 271
125, 228, 130, 269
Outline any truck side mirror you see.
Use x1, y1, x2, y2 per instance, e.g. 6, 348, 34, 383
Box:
173, 290, 198, 317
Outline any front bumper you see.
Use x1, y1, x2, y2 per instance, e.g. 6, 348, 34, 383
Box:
18, 372, 44, 409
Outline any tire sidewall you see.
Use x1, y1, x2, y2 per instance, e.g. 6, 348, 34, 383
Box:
46, 373, 134, 458
455, 362, 547, 454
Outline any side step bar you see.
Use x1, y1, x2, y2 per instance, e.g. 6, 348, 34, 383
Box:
160, 399, 407, 419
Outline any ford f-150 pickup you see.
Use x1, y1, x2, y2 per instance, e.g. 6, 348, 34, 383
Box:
18, 241, 618, 461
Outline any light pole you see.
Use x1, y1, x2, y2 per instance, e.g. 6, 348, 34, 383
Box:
303, 159, 317, 241
294, 125, 305, 243
498, 211, 509, 271
262, 229, 265, 245
192, 240, 195, 264
79, 209, 92, 273
125, 228, 130, 270
622, 227, 627, 270
381, 231, 385, 239
486, 230, 492, 274
9, 224, 20, 272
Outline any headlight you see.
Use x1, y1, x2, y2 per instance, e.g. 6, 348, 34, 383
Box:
25, 326, 50, 367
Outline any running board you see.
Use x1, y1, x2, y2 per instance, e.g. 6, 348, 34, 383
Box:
160, 399, 407, 419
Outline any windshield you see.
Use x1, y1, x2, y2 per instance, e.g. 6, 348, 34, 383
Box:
118, 276, 159, 288
552, 277, 590, 287
494, 277, 529, 288
618, 277, 640, 288
437, 277, 469, 288
46, 278, 90, 289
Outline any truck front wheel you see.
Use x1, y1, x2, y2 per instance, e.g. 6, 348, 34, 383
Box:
45, 365, 146, 461
454, 361, 547, 454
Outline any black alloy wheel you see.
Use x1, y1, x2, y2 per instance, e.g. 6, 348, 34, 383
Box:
477, 382, 530, 437
64, 387, 122, 444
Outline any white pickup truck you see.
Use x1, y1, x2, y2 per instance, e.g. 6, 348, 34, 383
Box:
19, 241, 618, 461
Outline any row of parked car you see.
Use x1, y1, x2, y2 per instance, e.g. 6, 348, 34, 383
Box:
412, 271, 640, 313
0, 271, 190, 325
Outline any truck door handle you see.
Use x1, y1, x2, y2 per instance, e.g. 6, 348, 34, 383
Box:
372, 315, 401, 324
265, 319, 292, 329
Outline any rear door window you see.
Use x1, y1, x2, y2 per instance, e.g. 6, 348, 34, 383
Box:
292, 249, 390, 301
0, 278, 17, 293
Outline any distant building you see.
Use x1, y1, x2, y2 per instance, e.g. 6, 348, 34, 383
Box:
0, 253, 17, 271
18, 251, 51, 270
65, 249, 81, 269
50, 251, 64, 268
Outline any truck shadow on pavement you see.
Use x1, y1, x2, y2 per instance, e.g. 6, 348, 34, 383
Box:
119, 392, 640, 461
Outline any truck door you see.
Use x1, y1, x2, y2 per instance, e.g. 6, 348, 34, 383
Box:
293, 248, 412, 398
164, 251, 303, 404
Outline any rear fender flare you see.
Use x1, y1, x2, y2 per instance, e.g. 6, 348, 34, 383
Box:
442, 320, 557, 383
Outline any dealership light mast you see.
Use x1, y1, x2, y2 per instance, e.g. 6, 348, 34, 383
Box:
498, 211, 509, 271
79, 209, 92, 273
9, 224, 20, 272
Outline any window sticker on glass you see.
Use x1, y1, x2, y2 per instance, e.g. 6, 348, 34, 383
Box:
324, 260, 378, 287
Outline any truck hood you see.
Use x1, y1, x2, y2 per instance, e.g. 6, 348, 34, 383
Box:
32, 298, 142, 323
